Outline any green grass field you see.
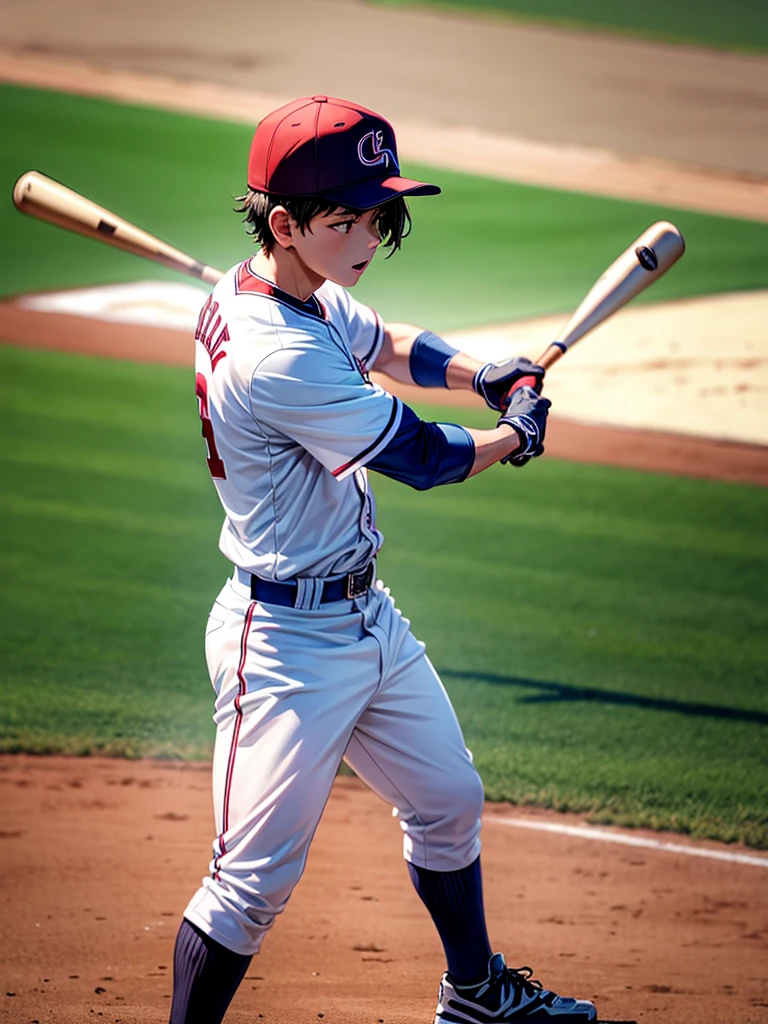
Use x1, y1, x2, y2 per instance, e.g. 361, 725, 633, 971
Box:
4, 85, 768, 332
2, 346, 766, 847
2, 84, 767, 848
369, 0, 768, 53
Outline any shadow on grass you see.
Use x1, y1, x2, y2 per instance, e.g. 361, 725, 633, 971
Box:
439, 669, 768, 725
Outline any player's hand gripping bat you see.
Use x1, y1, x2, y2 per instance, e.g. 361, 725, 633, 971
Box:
12, 170, 224, 285
504, 221, 686, 401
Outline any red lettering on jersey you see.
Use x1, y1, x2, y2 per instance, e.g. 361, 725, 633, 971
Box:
195, 295, 229, 372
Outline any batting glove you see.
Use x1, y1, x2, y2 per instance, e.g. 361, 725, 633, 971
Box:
497, 385, 551, 468
473, 356, 545, 411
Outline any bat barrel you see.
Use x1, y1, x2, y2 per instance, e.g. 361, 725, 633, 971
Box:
12, 170, 223, 285
501, 220, 685, 407
553, 221, 685, 351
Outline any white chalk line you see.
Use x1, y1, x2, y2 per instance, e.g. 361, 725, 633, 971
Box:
488, 817, 768, 868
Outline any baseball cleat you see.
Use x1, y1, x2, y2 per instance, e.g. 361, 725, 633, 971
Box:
434, 952, 596, 1022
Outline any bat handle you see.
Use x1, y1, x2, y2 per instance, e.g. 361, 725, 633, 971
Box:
503, 373, 539, 404
501, 342, 566, 406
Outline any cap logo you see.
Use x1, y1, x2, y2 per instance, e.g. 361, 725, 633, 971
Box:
357, 130, 399, 172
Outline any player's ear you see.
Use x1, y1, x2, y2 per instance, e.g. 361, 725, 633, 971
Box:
269, 206, 296, 250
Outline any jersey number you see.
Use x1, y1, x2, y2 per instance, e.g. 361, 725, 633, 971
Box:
196, 372, 227, 479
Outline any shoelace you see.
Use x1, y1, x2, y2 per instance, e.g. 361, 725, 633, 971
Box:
494, 964, 544, 1001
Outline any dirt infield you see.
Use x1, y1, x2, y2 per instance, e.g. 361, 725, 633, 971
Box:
2, 50, 767, 221
3, 0, 768, 177
2, 756, 767, 1024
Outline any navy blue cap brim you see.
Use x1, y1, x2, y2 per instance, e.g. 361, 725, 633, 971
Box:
320, 175, 441, 211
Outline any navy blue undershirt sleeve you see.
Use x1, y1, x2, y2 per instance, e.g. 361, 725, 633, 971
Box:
367, 403, 475, 490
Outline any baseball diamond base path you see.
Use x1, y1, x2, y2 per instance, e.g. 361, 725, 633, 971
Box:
1, 756, 767, 1024
2, 0, 768, 178
2, 303, 767, 485
13, 281, 768, 450
1, 50, 766, 222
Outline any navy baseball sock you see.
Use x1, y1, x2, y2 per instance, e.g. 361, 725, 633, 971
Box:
408, 856, 492, 985
169, 918, 251, 1024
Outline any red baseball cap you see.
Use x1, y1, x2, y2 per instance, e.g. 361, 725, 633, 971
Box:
247, 95, 441, 210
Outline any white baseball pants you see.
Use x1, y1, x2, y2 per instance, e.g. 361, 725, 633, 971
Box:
184, 572, 484, 956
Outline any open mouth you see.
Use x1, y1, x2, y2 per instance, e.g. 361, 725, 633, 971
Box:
352, 260, 369, 272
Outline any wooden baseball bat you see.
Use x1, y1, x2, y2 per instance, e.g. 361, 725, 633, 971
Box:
507, 220, 686, 397
12, 173, 685, 384
12, 170, 224, 285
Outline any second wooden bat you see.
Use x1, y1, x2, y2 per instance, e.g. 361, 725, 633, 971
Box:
12, 170, 224, 286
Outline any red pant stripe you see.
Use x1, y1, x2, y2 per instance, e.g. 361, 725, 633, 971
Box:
214, 600, 256, 879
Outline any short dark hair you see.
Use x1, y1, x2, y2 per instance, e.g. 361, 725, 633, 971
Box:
234, 188, 411, 256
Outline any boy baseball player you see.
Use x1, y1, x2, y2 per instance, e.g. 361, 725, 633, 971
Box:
171, 95, 596, 1023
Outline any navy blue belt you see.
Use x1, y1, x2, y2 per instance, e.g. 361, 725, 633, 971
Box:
247, 561, 376, 607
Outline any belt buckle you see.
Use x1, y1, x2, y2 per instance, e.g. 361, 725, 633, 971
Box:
346, 561, 374, 600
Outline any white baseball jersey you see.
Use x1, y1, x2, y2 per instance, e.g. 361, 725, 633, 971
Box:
183, 256, 486, 961
194, 259, 404, 580
186, 259, 483, 957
